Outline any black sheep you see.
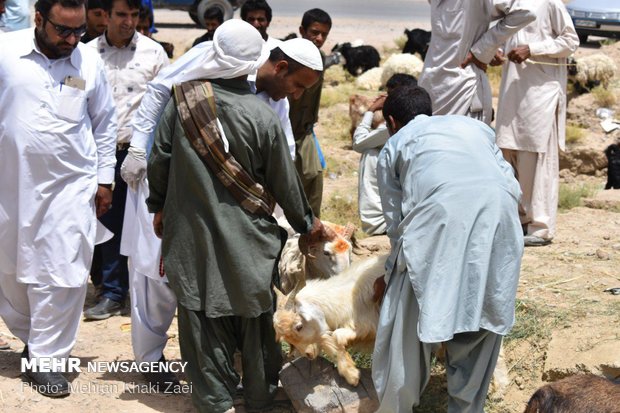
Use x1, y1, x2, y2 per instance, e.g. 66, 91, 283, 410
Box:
605, 143, 620, 189
331, 42, 380, 77
403, 28, 431, 60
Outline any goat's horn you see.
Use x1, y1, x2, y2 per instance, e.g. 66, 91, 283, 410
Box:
343, 223, 357, 240
285, 256, 307, 309
321, 222, 337, 240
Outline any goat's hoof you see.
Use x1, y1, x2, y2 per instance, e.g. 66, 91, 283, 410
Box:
344, 369, 360, 387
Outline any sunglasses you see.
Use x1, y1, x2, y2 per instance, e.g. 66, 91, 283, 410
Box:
45, 17, 87, 38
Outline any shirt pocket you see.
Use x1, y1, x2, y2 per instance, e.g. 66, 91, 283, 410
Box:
56, 86, 87, 123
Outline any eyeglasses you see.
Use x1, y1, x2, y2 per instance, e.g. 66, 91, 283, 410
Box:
45, 17, 87, 39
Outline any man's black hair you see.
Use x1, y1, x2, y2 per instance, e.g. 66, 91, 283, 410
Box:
240, 0, 271, 23
385, 73, 418, 91
204, 6, 223, 23
86, 0, 104, 9
383, 85, 432, 127
35, 0, 85, 18
301, 8, 331, 30
268, 47, 307, 74
101, 0, 140, 13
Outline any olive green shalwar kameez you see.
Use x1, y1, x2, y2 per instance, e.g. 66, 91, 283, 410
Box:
147, 78, 314, 413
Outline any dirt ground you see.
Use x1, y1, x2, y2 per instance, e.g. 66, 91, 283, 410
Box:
1, 10, 619, 413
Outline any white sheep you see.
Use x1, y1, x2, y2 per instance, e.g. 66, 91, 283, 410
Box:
278, 221, 355, 294
355, 66, 384, 90
380, 53, 424, 86
571, 53, 617, 90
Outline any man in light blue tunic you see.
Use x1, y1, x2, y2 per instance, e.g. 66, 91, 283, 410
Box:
372, 85, 524, 413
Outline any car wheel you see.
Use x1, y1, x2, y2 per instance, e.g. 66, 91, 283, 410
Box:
196, 0, 234, 28
577, 31, 588, 45
189, 0, 201, 25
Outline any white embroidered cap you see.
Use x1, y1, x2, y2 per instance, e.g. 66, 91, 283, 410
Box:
279, 38, 323, 71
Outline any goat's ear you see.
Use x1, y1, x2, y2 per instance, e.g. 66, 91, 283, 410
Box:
273, 286, 286, 310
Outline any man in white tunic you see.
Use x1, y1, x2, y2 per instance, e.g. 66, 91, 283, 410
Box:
0, 0, 117, 397
83, 0, 168, 322
85, 0, 173, 390
419, 0, 536, 125
372, 86, 523, 413
495, 0, 578, 246
352, 73, 417, 236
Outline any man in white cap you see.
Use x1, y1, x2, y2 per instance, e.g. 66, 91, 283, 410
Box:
126, 20, 325, 412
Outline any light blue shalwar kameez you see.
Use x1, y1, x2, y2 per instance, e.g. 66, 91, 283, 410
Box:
372, 115, 523, 413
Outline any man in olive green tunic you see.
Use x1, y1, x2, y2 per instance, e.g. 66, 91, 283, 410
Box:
289, 8, 332, 217
146, 21, 324, 413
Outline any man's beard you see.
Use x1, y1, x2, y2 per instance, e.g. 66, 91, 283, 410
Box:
36, 27, 78, 59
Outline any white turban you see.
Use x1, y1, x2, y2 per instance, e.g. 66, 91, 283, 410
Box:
131, 20, 270, 147
279, 38, 324, 71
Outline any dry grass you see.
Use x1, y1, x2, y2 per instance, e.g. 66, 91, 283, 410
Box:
565, 123, 586, 145
558, 182, 598, 211
487, 65, 503, 97
590, 85, 617, 107
320, 191, 362, 238
320, 83, 358, 108
323, 65, 353, 86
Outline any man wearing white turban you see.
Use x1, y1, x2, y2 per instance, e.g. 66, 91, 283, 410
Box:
140, 20, 325, 412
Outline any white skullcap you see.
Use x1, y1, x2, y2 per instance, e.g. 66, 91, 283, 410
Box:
279, 38, 324, 71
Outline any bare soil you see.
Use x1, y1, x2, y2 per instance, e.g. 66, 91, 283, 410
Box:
1, 11, 619, 413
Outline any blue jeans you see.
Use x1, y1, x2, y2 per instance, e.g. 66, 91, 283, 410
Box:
98, 149, 129, 303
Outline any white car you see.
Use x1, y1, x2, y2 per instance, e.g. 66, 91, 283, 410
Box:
566, 0, 620, 44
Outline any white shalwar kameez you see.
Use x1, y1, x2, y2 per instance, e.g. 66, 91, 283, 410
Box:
373, 115, 523, 413
419, 0, 536, 125
0, 28, 117, 365
495, 0, 578, 240
121, 180, 177, 363
352, 112, 389, 235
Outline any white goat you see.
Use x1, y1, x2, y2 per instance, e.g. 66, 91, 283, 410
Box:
278, 221, 355, 294
273, 254, 387, 386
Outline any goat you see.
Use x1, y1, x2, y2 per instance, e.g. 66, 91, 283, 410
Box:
280, 32, 297, 41
278, 221, 355, 294
332, 42, 380, 77
523, 374, 620, 413
349, 94, 385, 139
402, 28, 431, 60
605, 143, 620, 189
273, 254, 387, 386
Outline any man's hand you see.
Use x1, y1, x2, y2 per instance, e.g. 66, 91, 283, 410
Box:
299, 217, 325, 255
120, 146, 147, 192
95, 185, 113, 218
489, 49, 505, 67
369, 94, 387, 112
507, 45, 531, 64
153, 211, 163, 239
460, 51, 487, 72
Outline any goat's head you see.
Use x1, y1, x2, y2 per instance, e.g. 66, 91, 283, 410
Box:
273, 282, 323, 359
299, 221, 355, 277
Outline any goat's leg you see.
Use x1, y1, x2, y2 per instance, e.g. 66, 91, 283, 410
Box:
321, 329, 361, 386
